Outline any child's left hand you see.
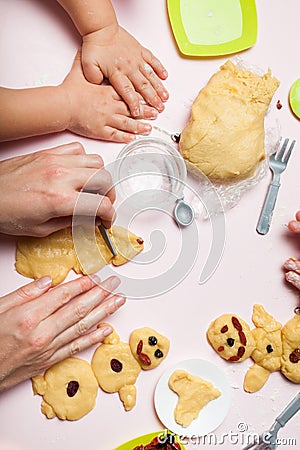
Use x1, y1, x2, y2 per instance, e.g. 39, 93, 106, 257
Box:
81, 24, 169, 117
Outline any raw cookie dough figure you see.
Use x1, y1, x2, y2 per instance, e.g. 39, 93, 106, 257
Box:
32, 357, 99, 420
243, 305, 282, 393
207, 304, 300, 393
91, 324, 141, 411
15, 225, 144, 286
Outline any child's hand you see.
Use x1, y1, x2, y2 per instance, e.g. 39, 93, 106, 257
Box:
62, 51, 157, 142
283, 211, 300, 290
283, 258, 300, 290
288, 211, 300, 233
81, 25, 169, 117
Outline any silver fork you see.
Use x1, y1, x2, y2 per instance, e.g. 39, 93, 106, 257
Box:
242, 392, 300, 450
257, 138, 296, 235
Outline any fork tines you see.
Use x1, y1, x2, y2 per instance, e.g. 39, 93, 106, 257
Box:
274, 138, 296, 164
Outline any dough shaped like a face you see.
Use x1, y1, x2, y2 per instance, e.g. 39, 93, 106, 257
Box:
129, 327, 170, 370
91, 326, 141, 411
16, 225, 144, 286
168, 370, 221, 428
32, 357, 98, 421
281, 314, 300, 383
207, 314, 255, 362
179, 60, 279, 183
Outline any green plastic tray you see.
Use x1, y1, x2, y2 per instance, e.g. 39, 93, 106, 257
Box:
167, 0, 258, 56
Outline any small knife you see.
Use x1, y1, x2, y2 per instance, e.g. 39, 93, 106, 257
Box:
98, 223, 117, 257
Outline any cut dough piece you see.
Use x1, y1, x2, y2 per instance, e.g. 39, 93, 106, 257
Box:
15, 225, 144, 286
179, 60, 279, 183
168, 369, 221, 427
244, 364, 270, 393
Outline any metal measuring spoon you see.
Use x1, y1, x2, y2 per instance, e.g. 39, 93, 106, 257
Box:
174, 197, 195, 227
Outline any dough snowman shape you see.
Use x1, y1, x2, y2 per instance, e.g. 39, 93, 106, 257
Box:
91, 324, 141, 411
92, 325, 170, 410
207, 304, 300, 392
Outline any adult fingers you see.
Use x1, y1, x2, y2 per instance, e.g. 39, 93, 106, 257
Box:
73, 192, 115, 227
50, 293, 126, 360
50, 276, 121, 336
83, 167, 116, 204
0, 276, 52, 313
28, 216, 73, 237
33, 275, 98, 320
43, 141, 86, 156
46, 322, 113, 364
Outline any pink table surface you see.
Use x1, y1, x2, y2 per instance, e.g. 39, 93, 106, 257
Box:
0, 1, 300, 449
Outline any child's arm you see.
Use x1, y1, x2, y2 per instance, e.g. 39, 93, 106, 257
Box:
56, 0, 169, 117
56, 0, 117, 36
0, 85, 69, 141
0, 52, 155, 143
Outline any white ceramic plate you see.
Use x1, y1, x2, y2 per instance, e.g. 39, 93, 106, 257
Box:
154, 358, 230, 437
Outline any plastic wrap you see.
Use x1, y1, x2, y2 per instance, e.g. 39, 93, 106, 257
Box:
151, 58, 280, 216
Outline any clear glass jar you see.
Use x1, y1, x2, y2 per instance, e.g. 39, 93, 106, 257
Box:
113, 137, 187, 210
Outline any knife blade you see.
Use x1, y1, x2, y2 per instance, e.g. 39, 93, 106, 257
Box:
98, 223, 117, 257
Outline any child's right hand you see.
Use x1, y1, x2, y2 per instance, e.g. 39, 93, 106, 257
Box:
62, 52, 157, 143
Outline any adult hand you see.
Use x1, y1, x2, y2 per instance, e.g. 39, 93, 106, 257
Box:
0, 142, 115, 236
63, 51, 157, 142
81, 25, 169, 117
0, 274, 125, 391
